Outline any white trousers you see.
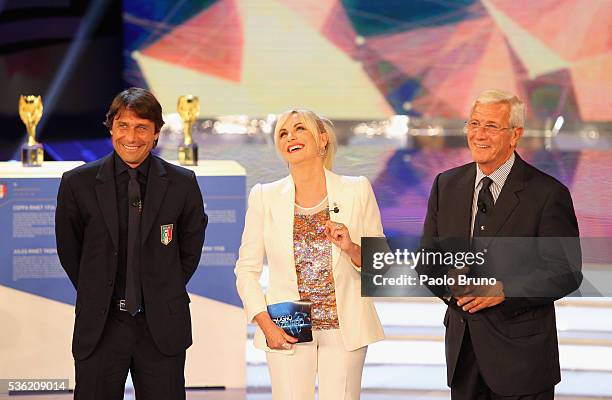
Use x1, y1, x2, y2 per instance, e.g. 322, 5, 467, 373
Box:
265, 329, 368, 400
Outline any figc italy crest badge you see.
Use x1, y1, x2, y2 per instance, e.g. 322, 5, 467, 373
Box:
160, 224, 173, 245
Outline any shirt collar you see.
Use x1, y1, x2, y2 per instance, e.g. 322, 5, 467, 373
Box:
475, 152, 515, 189
114, 152, 151, 178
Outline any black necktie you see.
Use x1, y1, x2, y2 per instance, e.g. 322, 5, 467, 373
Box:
126, 169, 142, 315
473, 177, 494, 237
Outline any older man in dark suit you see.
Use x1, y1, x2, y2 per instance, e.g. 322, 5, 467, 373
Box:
418, 89, 582, 399
55, 87, 207, 400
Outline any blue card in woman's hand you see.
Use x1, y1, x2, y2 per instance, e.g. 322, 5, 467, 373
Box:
267, 300, 313, 343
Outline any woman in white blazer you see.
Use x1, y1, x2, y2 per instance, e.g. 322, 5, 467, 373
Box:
235, 109, 385, 400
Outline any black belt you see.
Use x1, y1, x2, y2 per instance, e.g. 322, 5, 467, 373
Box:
113, 299, 144, 314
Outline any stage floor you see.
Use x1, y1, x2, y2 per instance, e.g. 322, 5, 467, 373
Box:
0, 389, 608, 400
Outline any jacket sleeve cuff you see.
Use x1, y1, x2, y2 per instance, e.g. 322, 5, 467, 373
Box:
245, 298, 268, 323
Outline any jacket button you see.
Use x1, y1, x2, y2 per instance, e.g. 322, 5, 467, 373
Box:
101, 308, 107, 315
460, 318, 465, 323
107, 280, 113, 287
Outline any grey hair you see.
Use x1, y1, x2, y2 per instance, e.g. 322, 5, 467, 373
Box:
472, 89, 525, 128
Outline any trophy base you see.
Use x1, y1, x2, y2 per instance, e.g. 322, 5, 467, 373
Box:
21, 143, 44, 167
178, 143, 198, 166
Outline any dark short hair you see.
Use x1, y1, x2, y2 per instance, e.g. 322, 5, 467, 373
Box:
103, 87, 165, 133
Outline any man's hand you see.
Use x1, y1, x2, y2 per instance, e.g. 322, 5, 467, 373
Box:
447, 267, 471, 297
456, 281, 505, 313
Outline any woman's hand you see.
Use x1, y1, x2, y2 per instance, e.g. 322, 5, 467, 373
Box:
254, 311, 298, 350
324, 221, 361, 267
324, 221, 353, 251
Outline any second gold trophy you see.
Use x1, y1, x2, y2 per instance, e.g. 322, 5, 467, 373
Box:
177, 95, 200, 166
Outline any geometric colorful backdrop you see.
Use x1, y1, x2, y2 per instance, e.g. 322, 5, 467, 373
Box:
125, 0, 612, 121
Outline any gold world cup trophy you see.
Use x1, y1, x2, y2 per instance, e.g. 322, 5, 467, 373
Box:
177, 95, 200, 166
19, 95, 44, 167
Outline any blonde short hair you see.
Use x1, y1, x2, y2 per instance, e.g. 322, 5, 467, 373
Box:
472, 89, 525, 128
273, 109, 337, 170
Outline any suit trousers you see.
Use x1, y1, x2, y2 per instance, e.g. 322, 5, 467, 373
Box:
266, 329, 367, 400
451, 325, 554, 400
74, 308, 186, 400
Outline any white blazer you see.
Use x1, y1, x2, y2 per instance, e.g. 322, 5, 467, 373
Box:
235, 169, 385, 353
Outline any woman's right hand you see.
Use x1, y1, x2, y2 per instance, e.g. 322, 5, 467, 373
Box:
254, 311, 299, 350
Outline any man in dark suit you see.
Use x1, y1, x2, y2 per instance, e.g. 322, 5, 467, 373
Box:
417, 89, 582, 399
55, 87, 207, 400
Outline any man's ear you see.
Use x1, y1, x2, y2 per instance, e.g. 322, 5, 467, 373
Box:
511, 127, 523, 147
152, 131, 160, 148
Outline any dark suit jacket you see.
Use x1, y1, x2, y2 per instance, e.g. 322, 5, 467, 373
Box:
418, 152, 582, 395
55, 153, 207, 360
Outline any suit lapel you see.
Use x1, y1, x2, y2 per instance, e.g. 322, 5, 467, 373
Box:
482, 153, 525, 246
140, 156, 169, 244
325, 169, 355, 272
454, 165, 476, 246
95, 154, 119, 251
270, 175, 296, 271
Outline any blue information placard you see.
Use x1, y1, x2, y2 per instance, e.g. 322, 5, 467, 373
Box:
0, 162, 246, 310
